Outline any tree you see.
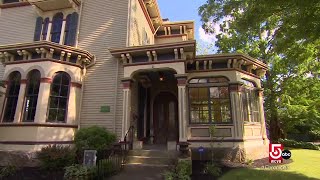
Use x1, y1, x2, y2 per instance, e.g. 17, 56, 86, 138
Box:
198, 0, 320, 141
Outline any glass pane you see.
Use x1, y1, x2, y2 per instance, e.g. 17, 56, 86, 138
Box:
51, 84, 60, 96
53, 73, 62, 84
59, 98, 68, 109
47, 109, 58, 122
210, 87, 219, 98
57, 109, 66, 122
49, 97, 59, 108
61, 74, 70, 85
60, 85, 69, 97
219, 87, 229, 98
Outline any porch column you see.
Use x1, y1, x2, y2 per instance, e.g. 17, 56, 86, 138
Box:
59, 18, 67, 45
176, 75, 187, 142
121, 79, 132, 141
258, 88, 268, 143
229, 83, 244, 139
34, 78, 51, 123
13, 79, 27, 122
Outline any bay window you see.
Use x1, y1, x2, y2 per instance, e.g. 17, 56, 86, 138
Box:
189, 77, 231, 124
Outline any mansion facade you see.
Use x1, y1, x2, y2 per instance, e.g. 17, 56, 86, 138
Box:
0, 0, 268, 160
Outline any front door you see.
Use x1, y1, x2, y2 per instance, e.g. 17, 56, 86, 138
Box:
153, 92, 178, 144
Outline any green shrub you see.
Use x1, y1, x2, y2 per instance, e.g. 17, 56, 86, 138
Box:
0, 165, 17, 179
37, 145, 76, 171
64, 164, 95, 180
309, 130, 320, 141
164, 160, 192, 180
74, 126, 117, 153
278, 138, 320, 150
205, 162, 222, 177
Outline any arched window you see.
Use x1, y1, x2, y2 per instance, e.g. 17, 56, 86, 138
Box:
23, 70, 41, 122
3, 72, 21, 122
64, 12, 79, 46
188, 77, 231, 124
47, 72, 70, 123
51, 13, 64, 43
241, 79, 260, 122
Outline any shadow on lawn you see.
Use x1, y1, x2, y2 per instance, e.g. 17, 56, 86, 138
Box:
220, 168, 319, 180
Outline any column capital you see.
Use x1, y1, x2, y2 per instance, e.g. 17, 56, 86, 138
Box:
175, 74, 187, 86
121, 78, 133, 89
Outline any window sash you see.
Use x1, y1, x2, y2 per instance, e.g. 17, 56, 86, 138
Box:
189, 86, 232, 124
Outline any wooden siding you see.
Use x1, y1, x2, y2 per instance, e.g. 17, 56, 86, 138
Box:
129, 0, 154, 46
78, 0, 129, 138
0, 6, 37, 80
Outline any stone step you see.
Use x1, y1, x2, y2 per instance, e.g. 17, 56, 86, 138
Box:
126, 155, 172, 165
128, 149, 171, 157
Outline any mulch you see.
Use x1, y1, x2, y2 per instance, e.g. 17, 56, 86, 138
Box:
0, 167, 64, 180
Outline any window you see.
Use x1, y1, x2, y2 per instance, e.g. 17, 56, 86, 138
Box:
189, 77, 231, 124
64, 12, 79, 46
47, 72, 70, 123
2, 72, 21, 122
23, 70, 41, 122
51, 13, 63, 43
34, 12, 79, 46
2, 0, 19, 4
241, 79, 260, 122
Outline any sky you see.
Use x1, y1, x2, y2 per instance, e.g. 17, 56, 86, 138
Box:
157, 0, 216, 45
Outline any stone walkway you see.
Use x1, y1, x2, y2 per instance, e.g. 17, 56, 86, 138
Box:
109, 165, 168, 180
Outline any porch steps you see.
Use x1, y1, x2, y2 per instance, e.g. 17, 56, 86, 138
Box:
125, 149, 177, 166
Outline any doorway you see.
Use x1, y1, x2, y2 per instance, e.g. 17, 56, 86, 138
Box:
153, 92, 178, 144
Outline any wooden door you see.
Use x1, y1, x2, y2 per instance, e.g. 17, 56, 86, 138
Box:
153, 92, 178, 144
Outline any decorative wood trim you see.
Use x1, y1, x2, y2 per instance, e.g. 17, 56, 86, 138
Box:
4, 59, 82, 68
0, 141, 74, 145
0, 123, 78, 128
40, 78, 52, 83
123, 59, 185, 67
177, 78, 187, 86
137, 0, 155, 33
20, 79, 27, 84
187, 68, 260, 79
0, 2, 30, 9
71, 82, 82, 88
156, 34, 186, 38
229, 84, 243, 92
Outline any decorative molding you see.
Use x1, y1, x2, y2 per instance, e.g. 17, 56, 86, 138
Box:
0, 123, 78, 128
71, 82, 82, 88
0, 2, 30, 9
40, 77, 52, 83
0, 141, 74, 145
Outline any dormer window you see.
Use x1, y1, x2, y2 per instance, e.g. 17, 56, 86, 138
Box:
34, 12, 79, 46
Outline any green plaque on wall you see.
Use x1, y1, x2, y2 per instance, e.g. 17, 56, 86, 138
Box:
100, 106, 110, 113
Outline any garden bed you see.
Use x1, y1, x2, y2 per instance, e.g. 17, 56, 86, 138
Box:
0, 166, 64, 180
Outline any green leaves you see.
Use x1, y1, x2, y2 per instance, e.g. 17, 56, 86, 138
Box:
198, 0, 320, 139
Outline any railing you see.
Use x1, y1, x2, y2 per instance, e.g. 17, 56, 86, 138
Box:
123, 125, 134, 151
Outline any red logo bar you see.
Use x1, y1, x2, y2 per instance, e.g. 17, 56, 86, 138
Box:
269, 144, 283, 163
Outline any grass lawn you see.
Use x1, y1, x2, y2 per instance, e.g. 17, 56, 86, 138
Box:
220, 149, 320, 180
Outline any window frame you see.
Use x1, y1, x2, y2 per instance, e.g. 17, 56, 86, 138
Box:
188, 77, 232, 125
22, 70, 41, 122
241, 79, 260, 123
2, 71, 21, 123
46, 72, 70, 123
